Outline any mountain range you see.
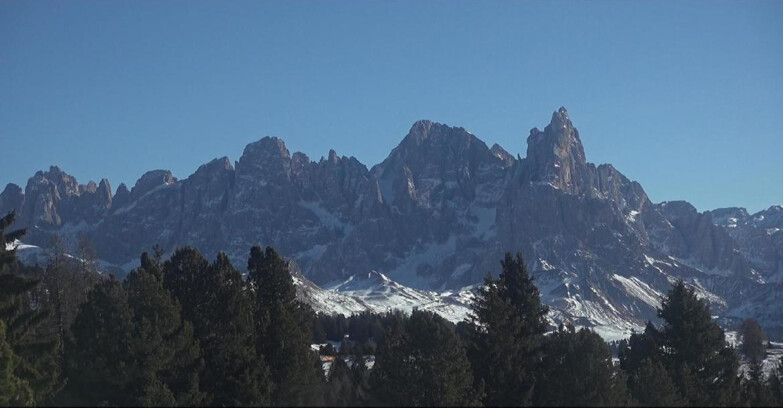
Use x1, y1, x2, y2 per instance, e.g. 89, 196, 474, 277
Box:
3, 107, 782, 340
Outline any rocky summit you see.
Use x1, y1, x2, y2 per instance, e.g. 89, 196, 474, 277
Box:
3, 107, 782, 339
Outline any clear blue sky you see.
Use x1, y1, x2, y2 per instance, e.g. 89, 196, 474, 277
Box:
1, 1, 781, 213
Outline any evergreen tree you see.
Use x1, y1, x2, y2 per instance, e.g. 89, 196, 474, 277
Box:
0, 211, 60, 404
371, 310, 480, 407
739, 318, 766, 363
124, 253, 204, 406
0, 320, 34, 406
326, 357, 366, 407
741, 358, 776, 407
465, 252, 548, 406
38, 234, 101, 395
627, 358, 684, 406
659, 280, 740, 406
66, 276, 136, 405
247, 246, 324, 406
163, 248, 271, 406
619, 321, 664, 375
534, 324, 633, 407
619, 322, 685, 405
622, 280, 741, 406
768, 356, 783, 405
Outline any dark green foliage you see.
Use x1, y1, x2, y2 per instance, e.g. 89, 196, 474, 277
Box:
741, 359, 776, 407
740, 318, 766, 363
619, 321, 664, 374
621, 280, 741, 406
465, 252, 548, 406
0, 320, 34, 406
768, 356, 783, 405
67, 265, 203, 406
66, 277, 136, 405
534, 324, 632, 407
0, 211, 60, 404
371, 310, 480, 407
315, 313, 351, 342
660, 281, 740, 406
124, 254, 204, 406
247, 246, 324, 406
37, 235, 101, 395
627, 358, 684, 407
325, 356, 370, 407
164, 248, 271, 406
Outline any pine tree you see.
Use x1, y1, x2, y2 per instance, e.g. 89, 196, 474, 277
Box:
163, 248, 271, 406
534, 324, 633, 406
326, 357, 359, 407
622, 280, 741, 406
742, 358, 776, 407
627, 358, 684, 406
0, 211, 60, 404
659, 280, 740, 406
124, 253, 204, 406
739, 318, 766, 363
768, 356, 783, 405
465, 252, 548, 406
371, 310, 480, 407
247, 246, 324, 406
619, 321, 685, 405
0, 320, 34, 406
38, 234, 101, 395
66, 276, 136, 405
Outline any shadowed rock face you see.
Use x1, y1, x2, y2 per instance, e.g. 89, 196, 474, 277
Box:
3, 108, 782, 337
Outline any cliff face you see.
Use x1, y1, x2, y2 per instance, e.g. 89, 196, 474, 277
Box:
3, 108, 781, 337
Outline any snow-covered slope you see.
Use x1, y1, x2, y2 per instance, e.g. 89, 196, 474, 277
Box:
292, 262, 474, 323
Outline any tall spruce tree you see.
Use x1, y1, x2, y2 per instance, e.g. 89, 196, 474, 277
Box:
739, 318, 766, 363
621, 280, 741, 406
741, 358, 776, 407
163, 248, 271, 406
738, 318, 774, 407
660, 280, 740, 406
66, 276, 136, 405
465, 252, 548, 406
768, 356, 783, 406
247, 246, 324, 406
326, 356, 369, 407
371, 310, 480, 407
124, 253, 204, 406
628, 358, 684, 407
534, 324, 633, 407
0, 320, 34, 406
619, 321, 686, 405
0, 211, 60, 404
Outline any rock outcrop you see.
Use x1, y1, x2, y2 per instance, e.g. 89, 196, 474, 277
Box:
3, 108, 781, 338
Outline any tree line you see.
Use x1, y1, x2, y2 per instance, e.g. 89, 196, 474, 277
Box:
2, 210, 783, 407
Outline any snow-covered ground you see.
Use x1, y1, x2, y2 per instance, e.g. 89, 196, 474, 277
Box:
297, 270, 475, 323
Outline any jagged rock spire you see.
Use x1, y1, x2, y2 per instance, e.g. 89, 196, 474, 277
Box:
524, 106, 592, 194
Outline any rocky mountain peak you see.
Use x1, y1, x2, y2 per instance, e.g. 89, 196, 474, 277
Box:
0, 183, 23, 215
240, 136, 291, 162
490, 143, 515, 167
397, 120, 479, 153
402, 120, 436, 147
236, 137, 293, 183
94, 179, 113, 209
327, 149, 339, 163
130, 170, 176, 201
192, 157, 233, 179
524, 106, 591, 194
112, 183, 131, 210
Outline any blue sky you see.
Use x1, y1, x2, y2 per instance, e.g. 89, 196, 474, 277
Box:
1, 1, 781, 213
